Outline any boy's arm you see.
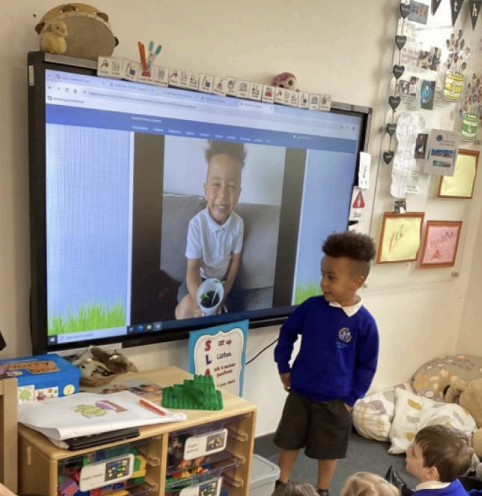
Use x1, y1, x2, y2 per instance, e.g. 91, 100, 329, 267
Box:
222, 252, 241, 300
274, 299, 310, 375
343, 320, 379, 407
186, 258, 203, 312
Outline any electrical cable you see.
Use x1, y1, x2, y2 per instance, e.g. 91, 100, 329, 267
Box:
245, 338, 278, 365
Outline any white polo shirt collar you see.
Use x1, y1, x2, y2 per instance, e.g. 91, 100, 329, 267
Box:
329, 297, 363, 317
204, 207, 233, 233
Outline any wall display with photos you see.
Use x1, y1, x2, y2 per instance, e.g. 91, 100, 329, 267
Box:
438, 148, 479, 198
377, 212, 425, 264
380, 1, 480, 200
420, 220, 462, 268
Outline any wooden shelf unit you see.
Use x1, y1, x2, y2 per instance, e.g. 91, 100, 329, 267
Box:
18, 366, 256, 496
0, 377, 18, 492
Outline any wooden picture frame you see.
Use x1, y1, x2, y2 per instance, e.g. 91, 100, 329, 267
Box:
438, 149, 479, 199
377, 212, 425, 264
420, 220, 462, 268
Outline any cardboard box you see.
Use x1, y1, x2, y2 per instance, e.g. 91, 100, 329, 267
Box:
0, 354, 81, 403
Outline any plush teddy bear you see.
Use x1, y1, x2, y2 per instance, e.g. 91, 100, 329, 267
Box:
445, 378, 482, 457
75, 346, 138, 387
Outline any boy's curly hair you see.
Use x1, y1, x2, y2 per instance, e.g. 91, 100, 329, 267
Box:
322, 231, 376, 278
205, 140, 246, 168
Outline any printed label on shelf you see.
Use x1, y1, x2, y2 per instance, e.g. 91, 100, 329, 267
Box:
79, 453, 134, 491
183, 428, 228, 460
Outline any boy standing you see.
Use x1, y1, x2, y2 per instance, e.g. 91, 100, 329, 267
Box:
405, 425, 473, 496
175, 140, 245, 320
274, 231, 379, 496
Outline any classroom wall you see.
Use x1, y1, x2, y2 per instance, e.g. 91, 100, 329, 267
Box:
0, 0, 481, 437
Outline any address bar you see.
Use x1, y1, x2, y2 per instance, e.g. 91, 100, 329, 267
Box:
50, 85, 346, 137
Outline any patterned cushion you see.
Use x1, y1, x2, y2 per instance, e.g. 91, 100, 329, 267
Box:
352, 382, 413, 441
412, 354, 482, 401
388, 387, 476, 454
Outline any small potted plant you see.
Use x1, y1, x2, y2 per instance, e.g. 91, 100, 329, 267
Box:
196, 279, 224, 316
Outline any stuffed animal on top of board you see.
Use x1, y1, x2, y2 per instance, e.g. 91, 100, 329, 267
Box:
39, 20, 68, 54
273, 72, 298, 91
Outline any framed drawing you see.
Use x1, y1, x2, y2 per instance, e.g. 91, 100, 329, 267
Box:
377, 212, 425, 264
420, 220, 462, 268
438, 149, 479, 199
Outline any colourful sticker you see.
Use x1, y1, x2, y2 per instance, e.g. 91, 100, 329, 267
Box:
63, 384, 75, 395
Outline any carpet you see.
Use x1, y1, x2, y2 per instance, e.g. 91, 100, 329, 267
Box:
254, 429, 419, 495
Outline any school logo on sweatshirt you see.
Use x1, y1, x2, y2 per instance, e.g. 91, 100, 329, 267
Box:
338, 327, 352, 343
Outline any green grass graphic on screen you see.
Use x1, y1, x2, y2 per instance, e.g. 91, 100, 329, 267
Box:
48, 302, 126, 335
294, 282, 322, 305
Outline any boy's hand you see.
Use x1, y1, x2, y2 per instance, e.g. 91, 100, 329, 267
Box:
280, 372, 291, 392
343, 402, 352, 412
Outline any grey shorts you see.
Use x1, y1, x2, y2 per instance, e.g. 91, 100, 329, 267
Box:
274, 390, 352, 460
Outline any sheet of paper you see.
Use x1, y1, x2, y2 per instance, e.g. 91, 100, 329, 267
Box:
18, 390, 186, 440
379, 216, 423, 262
358, 152, 371, 190
439, 153, 476, 197
390, 112, 425, 198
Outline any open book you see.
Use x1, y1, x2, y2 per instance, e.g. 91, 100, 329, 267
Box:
18, 390, 186, 440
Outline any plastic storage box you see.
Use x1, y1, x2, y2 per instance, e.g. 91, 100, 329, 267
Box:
250, 455, 280, 496
0, 353, 81, 403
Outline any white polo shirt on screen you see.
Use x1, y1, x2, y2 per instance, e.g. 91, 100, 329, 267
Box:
186, 208, 244, 280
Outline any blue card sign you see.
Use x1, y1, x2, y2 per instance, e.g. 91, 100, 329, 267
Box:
189, 320, 248, 397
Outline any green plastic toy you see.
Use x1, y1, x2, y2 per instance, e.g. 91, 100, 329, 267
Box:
162, 375, 223, 411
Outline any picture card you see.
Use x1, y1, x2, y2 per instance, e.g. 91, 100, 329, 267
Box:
423, 129, 460, 176
420, 221, 462, 268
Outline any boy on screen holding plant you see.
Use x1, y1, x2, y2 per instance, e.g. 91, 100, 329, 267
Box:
175, 140, 245, 320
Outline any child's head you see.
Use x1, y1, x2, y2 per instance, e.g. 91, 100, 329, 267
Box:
271, 481, 318, 496
320, 231, 376, 306
406, 425, 473, 483
341, 472, 399, 496
204, 140, 245, 225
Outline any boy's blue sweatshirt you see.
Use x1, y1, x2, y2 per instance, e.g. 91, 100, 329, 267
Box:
416, 480, 469, 496
274, 296, 379, 406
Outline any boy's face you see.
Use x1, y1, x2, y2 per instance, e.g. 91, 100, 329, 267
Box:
204, 153, 242, 225
320, 256, 364, 307
405, 443, 433, 482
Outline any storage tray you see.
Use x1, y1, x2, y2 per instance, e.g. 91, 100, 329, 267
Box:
165, 455, 241, 490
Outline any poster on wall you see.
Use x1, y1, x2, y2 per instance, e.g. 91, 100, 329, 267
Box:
189, 320, 248, 396
423, 129, 460, 176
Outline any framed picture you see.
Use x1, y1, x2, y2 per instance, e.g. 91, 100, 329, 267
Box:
438, 149, 479, 199
377, 212, 425, 264
420, 220, 462, 268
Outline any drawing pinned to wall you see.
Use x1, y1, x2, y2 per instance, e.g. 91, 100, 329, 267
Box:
391, 112, 425, 197
377, 212, 425, 264
438, 148, 479, 198
420, 220, 462, 267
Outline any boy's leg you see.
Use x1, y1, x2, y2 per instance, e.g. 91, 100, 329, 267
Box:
317, 459, 337, 491
278, 448, 299, 483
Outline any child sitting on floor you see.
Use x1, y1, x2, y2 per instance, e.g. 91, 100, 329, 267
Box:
342, 472, 399, 496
